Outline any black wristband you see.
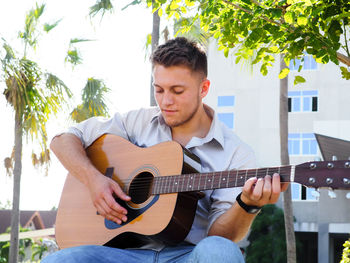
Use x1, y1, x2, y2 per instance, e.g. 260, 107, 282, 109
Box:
236, 193, 262, 214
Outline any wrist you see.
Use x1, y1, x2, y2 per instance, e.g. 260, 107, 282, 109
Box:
236, 193, 262, 214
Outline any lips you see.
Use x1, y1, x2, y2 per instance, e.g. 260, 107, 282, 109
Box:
162, 109, 177, 114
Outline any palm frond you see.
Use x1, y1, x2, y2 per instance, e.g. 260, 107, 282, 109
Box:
89, 0, 114, 18
2, 42, 16, 62
43, 18, 62, 33
65, 48, 83, 66
121, 0, 142, 11
70, 38, 94, 44
20, 3, 46, 51
71, 78, 110, 122
33, 3, 46, 19
174, 17, 210, 50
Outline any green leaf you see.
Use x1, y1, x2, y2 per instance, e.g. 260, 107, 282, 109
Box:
340, 67, 350, 80
297, 16, 308, 26
224, 48, 229, 58
157, 7, 163, 17
270, 46, 279, 53
278, 68, 290, 79
185, 0, 195, 7
284, 12, 294, 24
293, 75, 306, 85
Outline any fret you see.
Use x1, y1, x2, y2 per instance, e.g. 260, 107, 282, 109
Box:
158, 176, 162, 194
235, 170, 238, 187
163, 176, 168, 194
266, 167, 269, 178
153, 176, 158, 194
225, 171, 229, 188
218, 171, 222, 188
194, 174, 200, 191
171, 175, 176, 193
244, 169, 248, 184
188, 174, 194, 191
199, 173, 203, 191
176, 175, 180, 193
180, 175, 184, 192
165, 176, 169, 194
210, 173, 214, 189
204, 173, 208, 190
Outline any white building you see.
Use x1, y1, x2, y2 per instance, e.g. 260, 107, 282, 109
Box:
205, 40, 350, 263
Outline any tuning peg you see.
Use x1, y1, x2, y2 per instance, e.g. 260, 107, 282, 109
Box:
328, 190, 337, 199
332, 156, 338, 161
346, 192, 350, 199
311, 189, 320, 198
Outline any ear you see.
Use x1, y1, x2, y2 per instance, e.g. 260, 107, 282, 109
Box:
200, 79, 210, 99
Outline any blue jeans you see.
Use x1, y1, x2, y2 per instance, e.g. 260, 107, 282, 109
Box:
41, 236, 245, 263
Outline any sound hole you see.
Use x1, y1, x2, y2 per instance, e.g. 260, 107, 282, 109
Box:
129, 172, 154, 204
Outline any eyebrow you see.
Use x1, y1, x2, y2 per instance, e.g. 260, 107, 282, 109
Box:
153, 83, 186, 89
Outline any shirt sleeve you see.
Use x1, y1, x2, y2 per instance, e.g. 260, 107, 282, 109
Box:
206, 141, 256, 233
66, 113, 129, 148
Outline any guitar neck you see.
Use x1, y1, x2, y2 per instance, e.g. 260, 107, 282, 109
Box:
151, 166, 293, 194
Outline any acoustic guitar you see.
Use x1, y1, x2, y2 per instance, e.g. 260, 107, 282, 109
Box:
55, 134, 350, 249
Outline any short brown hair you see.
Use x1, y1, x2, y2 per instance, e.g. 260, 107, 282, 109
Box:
151, 37, 207, 77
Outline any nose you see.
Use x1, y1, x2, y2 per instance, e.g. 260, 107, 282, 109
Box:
162, 91, 174, 106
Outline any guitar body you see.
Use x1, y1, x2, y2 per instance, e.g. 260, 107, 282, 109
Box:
55, 134, 201, 249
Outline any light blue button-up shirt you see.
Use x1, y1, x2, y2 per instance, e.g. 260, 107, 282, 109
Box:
67, 105, 256, 249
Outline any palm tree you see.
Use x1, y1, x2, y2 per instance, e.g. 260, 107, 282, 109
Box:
0, 4, 72, 262
279, 54, 297, 263
70, 77, 110, 122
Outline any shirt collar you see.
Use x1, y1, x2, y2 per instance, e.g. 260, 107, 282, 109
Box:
150, 105, 225, 149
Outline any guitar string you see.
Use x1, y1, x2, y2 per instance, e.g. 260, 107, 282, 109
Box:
108, 166, 293, 184
109, 167, 294, 194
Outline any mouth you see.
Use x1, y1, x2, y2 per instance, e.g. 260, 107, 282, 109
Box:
162, 109, 178, 115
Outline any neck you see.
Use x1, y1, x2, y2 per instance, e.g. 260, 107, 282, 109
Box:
172, 104, 212, 146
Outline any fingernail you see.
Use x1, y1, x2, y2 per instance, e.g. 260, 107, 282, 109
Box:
122, 216, 127, 222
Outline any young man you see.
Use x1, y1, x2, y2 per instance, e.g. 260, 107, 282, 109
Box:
43, 37, 286, 263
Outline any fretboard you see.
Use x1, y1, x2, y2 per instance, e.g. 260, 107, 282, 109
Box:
151, 166, 292, 195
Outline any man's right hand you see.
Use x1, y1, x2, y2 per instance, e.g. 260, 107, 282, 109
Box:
87, 172, 131, 225
50, 133, 131, 225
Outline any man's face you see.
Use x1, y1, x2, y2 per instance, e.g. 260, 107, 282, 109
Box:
153, 64, 208, 128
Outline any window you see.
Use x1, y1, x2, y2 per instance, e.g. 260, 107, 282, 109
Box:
292, 183, 317, 201
218, 96, 235, 107
217, 95, 235, 129
288, 90, 318, 112
288, 133, 318, 156
289, 54, 317, 71
218, 113, 234, 129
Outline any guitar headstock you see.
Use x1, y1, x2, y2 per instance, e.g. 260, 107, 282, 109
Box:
294, 160, 350, 190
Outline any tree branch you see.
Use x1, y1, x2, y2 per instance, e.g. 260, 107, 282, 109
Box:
343, 23, 350, 58
337, 52, 350, 67
222, 0, 282, 26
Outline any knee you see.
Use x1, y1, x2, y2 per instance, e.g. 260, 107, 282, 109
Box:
41, 246, 96, 263
190, 236, 244, 263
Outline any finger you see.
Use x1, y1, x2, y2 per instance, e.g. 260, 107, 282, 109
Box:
98, 199, 126, 224
105, 193, 128, 216
269, 173, 281, 203
111, 182, 131, 202
251, 177, 264, 201
243, 177, 258, 194
261, 175, 272, 201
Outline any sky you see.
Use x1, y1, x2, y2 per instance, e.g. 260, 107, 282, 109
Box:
0, 0, 156, 210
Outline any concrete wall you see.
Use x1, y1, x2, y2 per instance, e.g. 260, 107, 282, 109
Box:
205, 39, 350, 229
